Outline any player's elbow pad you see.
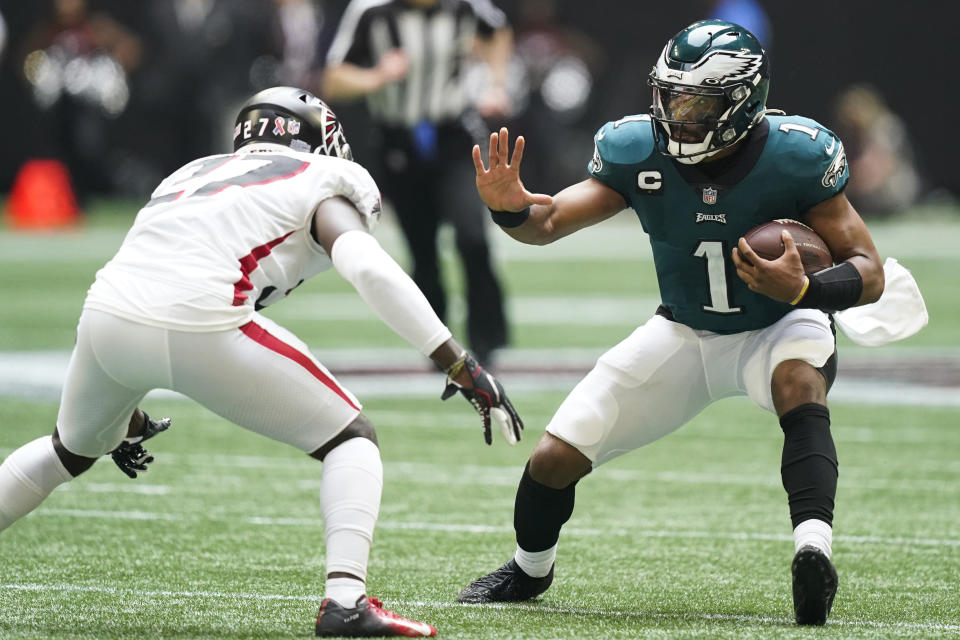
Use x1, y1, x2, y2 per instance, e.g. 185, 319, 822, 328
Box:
330, 230, 451, 355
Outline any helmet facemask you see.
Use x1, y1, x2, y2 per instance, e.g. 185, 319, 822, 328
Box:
301, 94, 353, 161
649, 76, 754, 164
647, 20, 770, 165
318, 126, 353, 161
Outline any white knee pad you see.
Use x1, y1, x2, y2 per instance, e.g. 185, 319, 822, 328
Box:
743, 310, 834, 412
0, 436, 73, 532
546, 370, 622, 454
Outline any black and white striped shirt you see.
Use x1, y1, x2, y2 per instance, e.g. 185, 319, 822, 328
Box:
326, 0, 507, 127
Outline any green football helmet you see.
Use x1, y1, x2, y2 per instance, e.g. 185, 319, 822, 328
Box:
648, 19, 770, 164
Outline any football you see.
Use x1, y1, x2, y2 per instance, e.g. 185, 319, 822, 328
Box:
743, 219, 833, 274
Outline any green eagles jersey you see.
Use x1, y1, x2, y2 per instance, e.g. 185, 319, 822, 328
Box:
588, 114, 849, 333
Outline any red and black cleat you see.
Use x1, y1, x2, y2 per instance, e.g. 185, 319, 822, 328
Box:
316, 595, 437, 637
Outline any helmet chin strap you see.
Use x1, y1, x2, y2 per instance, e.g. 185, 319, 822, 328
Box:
667, 131, 720, 165
672, 145, 724, 165
753, 107, 785, 123
668, 108, 783, 165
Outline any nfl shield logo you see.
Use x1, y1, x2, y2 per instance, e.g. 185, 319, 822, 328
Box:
702, 187, 718, 205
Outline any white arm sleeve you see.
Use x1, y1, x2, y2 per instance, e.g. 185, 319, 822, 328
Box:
331, 230, 452, 356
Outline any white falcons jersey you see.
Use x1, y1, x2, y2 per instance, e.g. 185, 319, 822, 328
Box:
84, 145, 382, 331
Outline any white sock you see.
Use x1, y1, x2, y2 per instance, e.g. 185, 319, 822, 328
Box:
0, 436, 73, 532
321, 437, 382, 592
325, 576, 365, 608
514, 544, 556, 578
794, 518, 833, 558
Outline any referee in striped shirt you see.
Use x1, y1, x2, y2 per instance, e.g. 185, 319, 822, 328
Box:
323, 0, 513, 366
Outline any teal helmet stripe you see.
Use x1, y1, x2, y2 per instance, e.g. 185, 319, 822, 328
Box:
667, 19, 762, 66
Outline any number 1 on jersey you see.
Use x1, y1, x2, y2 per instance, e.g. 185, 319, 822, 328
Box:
693, 240, 742, 314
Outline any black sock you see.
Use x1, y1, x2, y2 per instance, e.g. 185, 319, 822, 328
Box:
780, 403, 838, 528
513, 461, 576, 552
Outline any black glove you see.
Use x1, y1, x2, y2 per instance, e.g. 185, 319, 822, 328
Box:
441, 354, 523, 445
110, 413, 171, 479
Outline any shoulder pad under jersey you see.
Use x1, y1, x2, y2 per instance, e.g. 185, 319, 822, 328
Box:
765, 114, 849, 210
307, 154, 383, 232
587, 114, 657, 197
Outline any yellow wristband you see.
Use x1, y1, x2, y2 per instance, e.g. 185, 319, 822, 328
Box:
445, 351, 468, 379
790, 276, 810, 306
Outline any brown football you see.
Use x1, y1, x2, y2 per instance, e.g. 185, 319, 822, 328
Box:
743, 219, 833, 274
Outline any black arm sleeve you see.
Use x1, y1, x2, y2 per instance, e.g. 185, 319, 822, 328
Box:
795, 261, 863, 313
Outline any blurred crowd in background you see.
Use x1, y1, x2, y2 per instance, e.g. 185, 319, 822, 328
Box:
0, 0, 953, 221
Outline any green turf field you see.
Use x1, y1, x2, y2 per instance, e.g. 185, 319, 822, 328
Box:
1, 202, 959, 638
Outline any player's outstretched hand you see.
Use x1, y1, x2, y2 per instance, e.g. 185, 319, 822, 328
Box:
110, 414, 171, 479
441, 354, 523, 445
472, 127, 553, 214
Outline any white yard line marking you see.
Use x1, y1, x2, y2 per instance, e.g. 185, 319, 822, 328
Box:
28, 509, 960, 548
59, 482, 171, 495
273, 293, 661, 325
37, 508, 184, 521
2, 349, 959, 406
2, 452, 957, 491
0, 582, 306, 601
2, 213, 957, 262
1, 582, 958, 632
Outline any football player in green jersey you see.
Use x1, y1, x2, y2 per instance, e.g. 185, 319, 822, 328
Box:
457, 19, 885, 626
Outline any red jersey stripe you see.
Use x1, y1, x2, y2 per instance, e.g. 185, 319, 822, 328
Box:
232, 231, 296, 306
238, 321, 360, 411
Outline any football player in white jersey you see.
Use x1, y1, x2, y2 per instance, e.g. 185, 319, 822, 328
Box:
0, 86, 522, 638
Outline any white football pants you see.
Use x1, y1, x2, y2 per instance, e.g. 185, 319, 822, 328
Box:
547, 309, 834, 466
57, 309, 362, 457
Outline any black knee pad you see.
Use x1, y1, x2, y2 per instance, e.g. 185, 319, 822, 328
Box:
514, 461, 576, 552
311, 415, 378, 461
51, 429, 96, 476
779, 403, 838, 528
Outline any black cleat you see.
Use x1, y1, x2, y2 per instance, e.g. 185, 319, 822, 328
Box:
315, 595, 436, 637
457, 559, 553, 603
791, 545, 838, 625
